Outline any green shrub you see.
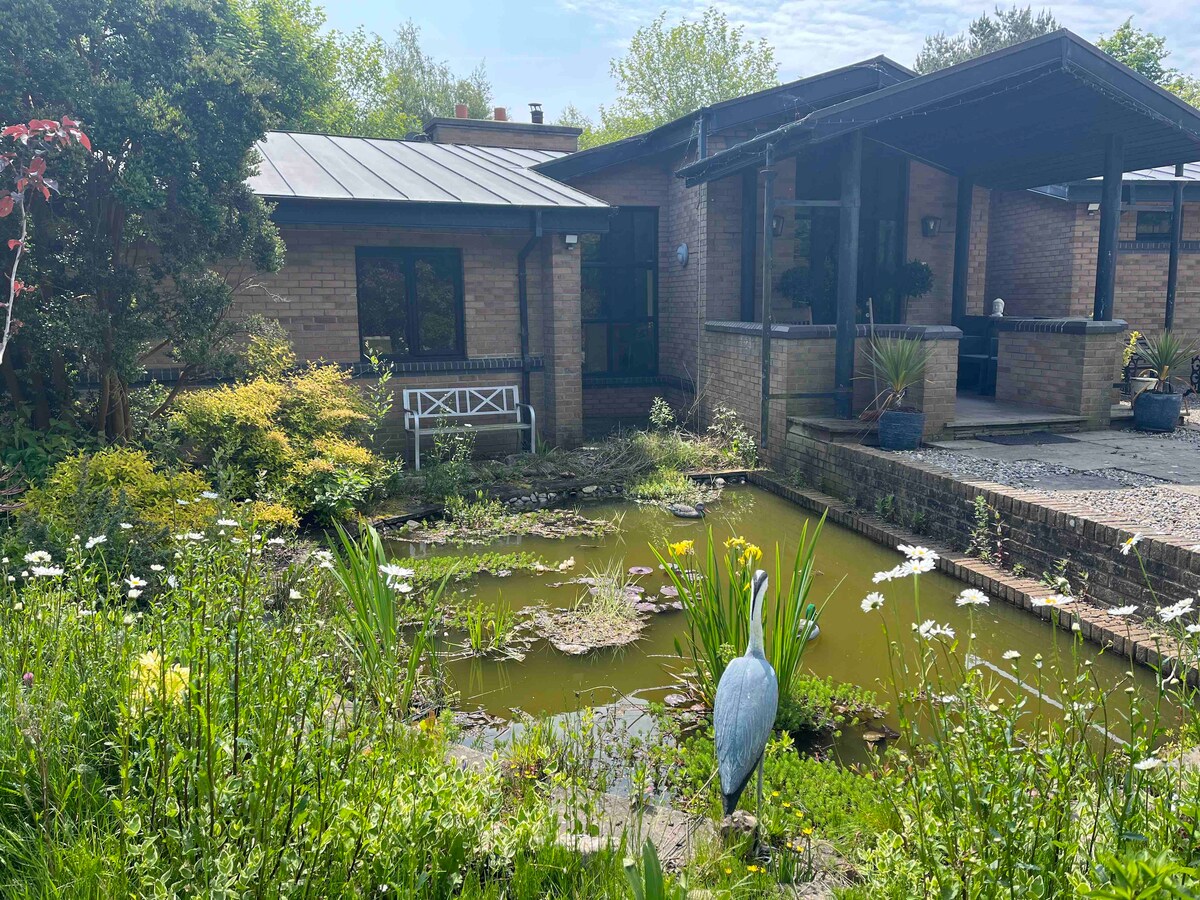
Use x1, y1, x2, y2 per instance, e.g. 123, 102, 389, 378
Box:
21, 448, 216, 559
171, 364, 399, 522
775, 674, 880, 735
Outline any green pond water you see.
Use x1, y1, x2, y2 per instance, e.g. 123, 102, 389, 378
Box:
385, 485, 1162, 744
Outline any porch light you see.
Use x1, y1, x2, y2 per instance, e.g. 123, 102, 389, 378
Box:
920, 215, 941, 238
771, 214, 785, 237
564, 233, 578, 247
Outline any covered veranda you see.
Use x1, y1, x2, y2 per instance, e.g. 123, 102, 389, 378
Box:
678, 30, 1200, 453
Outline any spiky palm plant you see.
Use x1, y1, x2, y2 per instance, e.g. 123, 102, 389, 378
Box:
1135, 332, 1199, 394
866, 336, 934, 413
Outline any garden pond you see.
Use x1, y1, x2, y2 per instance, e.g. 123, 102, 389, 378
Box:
386, 485, 1164, 748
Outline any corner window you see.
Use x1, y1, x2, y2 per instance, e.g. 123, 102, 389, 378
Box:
356, 247, 465, 360
581, 208, 658, 376
1135, 210, 1174, 243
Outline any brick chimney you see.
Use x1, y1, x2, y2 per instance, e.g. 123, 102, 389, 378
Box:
423, 105, 580, 152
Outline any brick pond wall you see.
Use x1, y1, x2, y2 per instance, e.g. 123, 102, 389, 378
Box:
781, 429, 1200, 612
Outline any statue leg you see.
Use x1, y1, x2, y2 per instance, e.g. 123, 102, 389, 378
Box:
755, 752, 764, 820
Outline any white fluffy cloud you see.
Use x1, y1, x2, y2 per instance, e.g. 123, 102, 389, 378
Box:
558, 0, 1200, 81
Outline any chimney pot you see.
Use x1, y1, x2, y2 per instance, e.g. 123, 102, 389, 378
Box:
454, 103, 469, 119
529, 102, 544, 125
493, 106, 507, 122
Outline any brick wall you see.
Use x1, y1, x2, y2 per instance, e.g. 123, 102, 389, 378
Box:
423, 119, 580, 152
225, 222, 585, 452
780, 432, 1200, 611
993, 321, 1126, 425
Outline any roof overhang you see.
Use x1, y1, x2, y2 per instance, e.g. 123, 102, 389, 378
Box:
678, 31, 1200, 190
268, 198, 612, 233
536, 56, 913, 181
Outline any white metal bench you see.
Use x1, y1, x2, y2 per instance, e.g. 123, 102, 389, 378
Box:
402, 385, 535, 470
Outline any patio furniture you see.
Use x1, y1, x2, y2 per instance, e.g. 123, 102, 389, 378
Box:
402, 385, 535, 470
957, 316, 999, 395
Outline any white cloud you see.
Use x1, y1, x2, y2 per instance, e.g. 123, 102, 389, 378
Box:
557, 0, 1200, 81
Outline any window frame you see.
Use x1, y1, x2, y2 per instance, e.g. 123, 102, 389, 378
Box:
580, 206, 659, 377
354, 246, 467, 362
1135, 210, 1174, 243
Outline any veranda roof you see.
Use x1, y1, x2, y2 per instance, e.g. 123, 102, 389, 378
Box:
678, 31, 1200, 190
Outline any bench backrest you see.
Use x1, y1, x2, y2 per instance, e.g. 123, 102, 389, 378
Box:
402, 385, 522, 419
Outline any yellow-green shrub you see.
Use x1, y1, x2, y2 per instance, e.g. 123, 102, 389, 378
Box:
171, 365, 395, 523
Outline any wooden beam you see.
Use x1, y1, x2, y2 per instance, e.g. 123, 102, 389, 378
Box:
1166, 161, 1185, 329
952, 177, 973, 326
759, 143, 776, 448
835, 131, 863, 418
740, 168, 757, 322
1092, 134, 1124, 321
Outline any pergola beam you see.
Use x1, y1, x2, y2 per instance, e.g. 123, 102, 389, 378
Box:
835, 131, 863, 418
1166, 161, 1185, 329
1093, 134, 1124, 321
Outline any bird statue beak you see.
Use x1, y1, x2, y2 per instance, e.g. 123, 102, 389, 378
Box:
751, 569, 768, 602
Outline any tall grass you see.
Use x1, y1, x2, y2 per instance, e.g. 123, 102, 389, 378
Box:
652, 513, 828, 709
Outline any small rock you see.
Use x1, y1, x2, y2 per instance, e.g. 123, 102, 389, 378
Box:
553, 642, 590, 656
556, 832, 608, 858
582, 485, 598, 494
720, 810, 758, 838
715, 478, 726, 487
663, 693, 691, 708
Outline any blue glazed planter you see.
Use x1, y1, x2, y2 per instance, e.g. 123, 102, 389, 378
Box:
878, 410, 926, 450
1133, 391, 1183, 433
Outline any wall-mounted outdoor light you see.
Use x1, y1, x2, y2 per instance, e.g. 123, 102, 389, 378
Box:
771, 214, 785, 237
676, 243, 689, 267
920, 215, 941, 238
564, 233, 579, 248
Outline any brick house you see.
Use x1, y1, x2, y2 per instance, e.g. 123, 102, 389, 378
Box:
235, 30, 1200, 461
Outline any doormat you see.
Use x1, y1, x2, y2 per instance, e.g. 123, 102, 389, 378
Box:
977, 431, 1079, 446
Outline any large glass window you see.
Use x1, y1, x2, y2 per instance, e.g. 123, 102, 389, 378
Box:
581, 208, 658, 375
356, 248, 464, 360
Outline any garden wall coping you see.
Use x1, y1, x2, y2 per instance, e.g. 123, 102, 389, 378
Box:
703, 321, 963, 341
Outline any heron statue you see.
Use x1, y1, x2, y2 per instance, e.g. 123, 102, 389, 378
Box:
714, 568, 778, 818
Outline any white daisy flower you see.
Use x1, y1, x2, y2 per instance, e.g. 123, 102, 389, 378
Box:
900, 557, 936, 576
1002, 650, 1021, 660
1119, 533, 1143, 556
217, 518, 239, 528
1157, 598, 1194, 623
119, 522, 133, 530
150, 564, 164, 572
23, 551, 52, 565
289, 589, 303, 600
873, 567, 903, 583
85, 535, 107, 549
176, 499, 190, 506
1108, 605, 1138, 617
379, 564, 415, 580
1032, 594, 1074, 608
955, 589, 989, 607
127, 589, 143, 600
30, 566, 65, 578
915, 620, 955, 641
200, 491, 219, 500
898, 545, 939, 563
1133, 757, 1162, 771
860, 592, 885, 612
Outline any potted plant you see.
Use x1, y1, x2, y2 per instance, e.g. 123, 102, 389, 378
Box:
1132, 331, 1198, 433
1122, 331, 1157, 397
865, 336, 934, 450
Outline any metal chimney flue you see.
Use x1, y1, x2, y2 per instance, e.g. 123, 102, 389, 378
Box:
529, 102, 544, 124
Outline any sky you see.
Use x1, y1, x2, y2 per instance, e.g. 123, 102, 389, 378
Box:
319, 1, 1200, 123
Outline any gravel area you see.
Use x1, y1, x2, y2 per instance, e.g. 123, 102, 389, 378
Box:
1054, 486, 1200, 545
898, 448, 1164, 490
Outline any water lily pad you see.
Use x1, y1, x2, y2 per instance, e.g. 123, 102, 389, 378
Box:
627, 565, 653, 576
658, 585, 679, 598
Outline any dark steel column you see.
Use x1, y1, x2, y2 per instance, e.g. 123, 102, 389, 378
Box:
1092, 134, 1124, 321
1166, 162, 1185, 329
758, 144, 776, 448
740, 168, 757, 322
951, 176, 973, 327
835, 131, 863, 418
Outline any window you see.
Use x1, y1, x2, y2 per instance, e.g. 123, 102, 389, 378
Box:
1135, 210, 1174, 243
581, 208, 658, 376
356, 248, 464, 360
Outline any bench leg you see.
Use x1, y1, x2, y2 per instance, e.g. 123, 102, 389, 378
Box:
413, 429, 421, 471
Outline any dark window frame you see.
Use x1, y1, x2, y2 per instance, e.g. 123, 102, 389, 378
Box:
580, 207, 659, 376
354, 246, 466, 362
1135, 210, 1174, 243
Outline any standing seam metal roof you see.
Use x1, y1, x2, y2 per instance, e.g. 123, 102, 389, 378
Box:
250, 131, 608, 208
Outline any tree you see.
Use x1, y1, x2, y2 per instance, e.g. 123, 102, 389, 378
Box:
914, 5, 1058, 73
1097, 19, 1200, 108
0, 0, 284, 440
594, 8, 778, 146
1097, 19, 1172, 84
329, 23, 493, 139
